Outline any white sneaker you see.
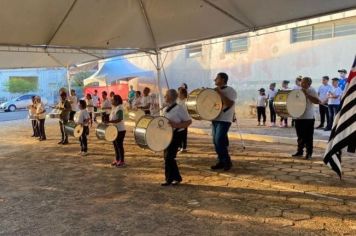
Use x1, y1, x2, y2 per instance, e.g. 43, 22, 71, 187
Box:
78, 151, 83, 155
81, 152, 88, 156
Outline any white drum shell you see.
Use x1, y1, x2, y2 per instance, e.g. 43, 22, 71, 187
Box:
64, 122, 83, 138
96, 123, 118, 142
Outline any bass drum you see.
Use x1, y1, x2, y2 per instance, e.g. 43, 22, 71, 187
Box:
134, 116, 173, 152
47, 108, 62, 119
274, 90, 307, 118
64, 121, 83, 138
186, 88, 222, 120
96, 123, 118, 142
128, 110, 145, 123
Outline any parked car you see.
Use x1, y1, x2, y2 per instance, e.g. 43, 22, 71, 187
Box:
0, 94, 48, 112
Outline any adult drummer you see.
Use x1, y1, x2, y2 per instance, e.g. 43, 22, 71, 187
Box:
101, 91, 111, 123
161, 89, 192, 186
292, 77, 320, 160
211, 72, 237, 171
56, 91, 72, 144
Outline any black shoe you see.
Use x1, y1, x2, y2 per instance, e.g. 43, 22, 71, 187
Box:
31, 135, 35, 137
324, 128, 331, 131
316, 125, 324, 129
58, 141, 63, 144
211, 162, 224, 170
292, 152, 303, 157
161, 182, 172, 186
223, 162, 233, 171
62, 140, 69, 145
305, 154, 312, 160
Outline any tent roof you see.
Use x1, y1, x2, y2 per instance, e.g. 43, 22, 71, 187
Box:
83, 58, 154, 86
0, 0, 355, 68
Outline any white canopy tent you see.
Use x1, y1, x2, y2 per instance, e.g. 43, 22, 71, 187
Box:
0, 0, 355, 105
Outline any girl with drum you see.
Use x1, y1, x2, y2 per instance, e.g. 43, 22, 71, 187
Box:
161, 89, 192, 186
75, 100, 90, 156
107, 95, 126, 167
85, 94, 94, 127
177, 87, 189, 153
35, 96, 47, 141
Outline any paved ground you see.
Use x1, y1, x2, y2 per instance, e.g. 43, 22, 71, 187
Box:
0, 119, 355, 235
0, 110, 28, 122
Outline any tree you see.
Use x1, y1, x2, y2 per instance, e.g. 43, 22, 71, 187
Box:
71, 71, 95, 87
3, 76, 38, 93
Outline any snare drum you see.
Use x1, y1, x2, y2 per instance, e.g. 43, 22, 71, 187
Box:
134, 116, 173, 152
186, 88, 222, 120
273, 90, 307, 118
128, 110, 145, 123
28, 108, 37, 120
64, 121, 83, 138
95, 123, 118, 142
47, 109, 62, 119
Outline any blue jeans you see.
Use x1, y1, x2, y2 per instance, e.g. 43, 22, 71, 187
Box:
212, 121, 232, 165
327, 104, 339, 129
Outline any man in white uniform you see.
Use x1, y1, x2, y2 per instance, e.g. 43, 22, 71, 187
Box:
211, 72, 237, 171
161, 89, 192, 186
292, 77, 320, 160
92, 90, 99, 122
68, 89, 78, 121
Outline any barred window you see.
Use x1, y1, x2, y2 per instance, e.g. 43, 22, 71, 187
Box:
334, 19, 356, 37
291, 26, 312, 43
186, 44, 202, 58
226, 37, 248, 53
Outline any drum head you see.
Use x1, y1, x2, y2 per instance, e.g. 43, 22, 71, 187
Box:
105, 125, 118, 142
196, 89, 222, 120
73, 125, 84, 138
129, 110, 145, 123
286, 90, 307, 117
145, 117, 173, 152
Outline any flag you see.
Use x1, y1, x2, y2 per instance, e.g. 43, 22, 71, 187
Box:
323, 56, 356, 178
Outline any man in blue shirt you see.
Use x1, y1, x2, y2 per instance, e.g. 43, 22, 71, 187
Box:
316, 76, 332, 129
337, 69, 348, 91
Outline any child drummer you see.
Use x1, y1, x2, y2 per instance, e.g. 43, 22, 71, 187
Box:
75, 100, 90, 156
161, 89, 192, 186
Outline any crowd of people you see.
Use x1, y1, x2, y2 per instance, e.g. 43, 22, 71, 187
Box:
255, 69, 348, 131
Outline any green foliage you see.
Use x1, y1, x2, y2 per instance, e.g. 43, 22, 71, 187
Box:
4, 76, 38, 93
71, 71, 95, 87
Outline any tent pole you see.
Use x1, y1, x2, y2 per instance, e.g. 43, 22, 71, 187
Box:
155, 50, 163, 113
66, 65, 71, 93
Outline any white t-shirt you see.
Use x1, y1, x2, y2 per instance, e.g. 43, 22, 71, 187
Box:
163, 103, 191, 132
101, 98, 111, 114
109, 105, 125, 131
69, 95, 79, 111
177, 98, 187, 111
267, 89, 277, 100
213, 86, 237, 123
86, 99, 94, 113
298, 87, 318, 120
318, 84, 332, 102
257, 95, 267, 107
74, 109, 90, 126
293, 85, 301, 90
92, 95, 99, 107
328, 86, 342, 105
36, 102, 46, 119
141, 96, 152, 109
133, 97, 142, 109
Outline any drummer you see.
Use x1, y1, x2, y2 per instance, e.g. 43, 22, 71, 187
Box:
75, 100, 90, 156
279, 80, 290, 127
138, 87, 151, 114
101, 91, 111, 123
211, 72, 237, 171
29, 96, 39, 137
35, 96, 47, 141
106, 95, 126, 167
161, 89, 192, 186
68, 89, 79, 121
56, 91, 72, 145
85, 93, 94, 127
132, 91, 142, 109
292, 77, 320, 160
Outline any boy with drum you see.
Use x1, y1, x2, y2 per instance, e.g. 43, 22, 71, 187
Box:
211, 72, 237, 171
161, 89, 192, 186
292, 77, 320, 160
75, 100, 90, 156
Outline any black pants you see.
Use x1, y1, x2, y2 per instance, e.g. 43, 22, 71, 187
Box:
37, 119, 46, 139
295, 119, 315, 155
280, 117, 288, 125
89, 112, 93, 124
69, 111, 76, 121
180, 128, 188, 150
102, 113, 109, 123
164, 131, 183, 183
93, 107, 97, 121
79, 126, 89, 152
144, 110, 150, 115
319, 104, 329, 127
59, 120, 68, 142
257, 107, 266, 123
31, 120, 39, 137
269, 100, 276, 123
113, 131, 126, 162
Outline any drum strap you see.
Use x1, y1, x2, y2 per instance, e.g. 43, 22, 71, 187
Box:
166, 103, 177, 113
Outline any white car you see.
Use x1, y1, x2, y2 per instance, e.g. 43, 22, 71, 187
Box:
0, 94, 48, 112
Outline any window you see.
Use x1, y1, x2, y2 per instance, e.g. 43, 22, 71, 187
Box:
226, 37, 248, 53
186, 44, 202, 58
291, 16, 356, 43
